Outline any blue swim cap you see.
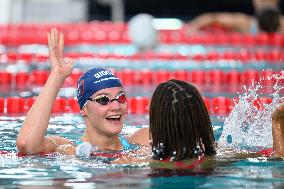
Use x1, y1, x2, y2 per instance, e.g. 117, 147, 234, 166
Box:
76, 67, 122, 109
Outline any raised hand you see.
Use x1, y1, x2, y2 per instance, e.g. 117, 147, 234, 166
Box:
16, 28, 76, 155
47, 28, 74, 79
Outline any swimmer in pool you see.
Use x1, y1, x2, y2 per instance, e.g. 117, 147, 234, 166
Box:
16, 28, 139, 156
187, 0, 284, 34
148, 79, 216, 161
114, 79, 217, 166
115, 79, 284, 166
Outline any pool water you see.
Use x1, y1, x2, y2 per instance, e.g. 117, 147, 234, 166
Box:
0, 113, 284, 189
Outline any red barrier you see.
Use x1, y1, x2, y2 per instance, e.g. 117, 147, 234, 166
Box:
34, 54, 49, 62
67, 98, 80, 113
121, 70, 136, 85
25, 97, 36, 112
226, 70, 241, 85
0, 72, 12, 84
261, 69, 275, 85
206, 52, 220, 61
1, 50, 284, 62
1, 23, 284, 46
18, 53, 33, 63
0, 69, 280, 87
154, 70, 171, 84
173, 70, 189, 81
208, 70, 225, 84
6, 97, 25, 114
0, 98, 4, 113
203, 97, 211, 113
6, 52, 17, 63
211, 97, 232, 115
253, 97, 272, 110
266, 50, 281, 62
241, 70, 260, 85
129, 97, 149, 114
52, 97, 67, 113
31, 70, 49, 85
255, 33, 269, 46
190, 70, 206, 84
15, 72, 29, 86
0, 95, 276, 115
139, 70, 153, 85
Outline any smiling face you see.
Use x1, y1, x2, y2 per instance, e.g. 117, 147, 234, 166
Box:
81, 87, 127, 137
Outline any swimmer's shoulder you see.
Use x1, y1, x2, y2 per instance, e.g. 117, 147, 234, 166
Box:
126, 128, 150, 147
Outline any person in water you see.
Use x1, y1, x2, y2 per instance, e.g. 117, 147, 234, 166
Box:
117, 79, 284, 166
118, 79, 216, 166
16, 28, 284, 165
16, 28, 138, 156
149, 79, 216, 161
188, 0, 283, 34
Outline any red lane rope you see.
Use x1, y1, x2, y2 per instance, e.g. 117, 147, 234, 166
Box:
0, 96, 273, 115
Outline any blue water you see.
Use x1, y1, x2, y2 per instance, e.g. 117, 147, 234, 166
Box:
0, 114, 284, 189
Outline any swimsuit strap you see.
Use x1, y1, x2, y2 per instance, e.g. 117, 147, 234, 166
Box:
119, 136, 131, 150
75, 140, 84, 146
76, 136, 138, 151
119, 136, 140, 151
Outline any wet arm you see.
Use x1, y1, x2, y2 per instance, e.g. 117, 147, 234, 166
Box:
272, 104, 284, 157
188, 12, 252, 33
16, 28, 74, 154
126, 128, 151, 147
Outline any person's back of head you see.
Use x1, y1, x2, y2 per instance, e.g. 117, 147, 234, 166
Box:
256, 6, 281, 32
149, 79, 216, 161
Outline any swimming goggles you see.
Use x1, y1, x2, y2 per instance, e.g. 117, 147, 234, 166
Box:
88, 93, 127, 106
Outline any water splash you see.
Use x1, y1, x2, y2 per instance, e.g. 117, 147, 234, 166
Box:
218, 71, 284, 151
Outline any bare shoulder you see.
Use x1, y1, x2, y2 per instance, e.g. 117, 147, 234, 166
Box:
126, 128, 150, 147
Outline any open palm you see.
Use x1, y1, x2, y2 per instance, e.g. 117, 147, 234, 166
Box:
47, 28, 74, 79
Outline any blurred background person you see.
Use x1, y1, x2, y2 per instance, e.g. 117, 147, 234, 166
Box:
188, 0, 284, 34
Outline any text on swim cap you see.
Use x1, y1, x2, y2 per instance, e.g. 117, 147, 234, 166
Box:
94, 70, 113, 78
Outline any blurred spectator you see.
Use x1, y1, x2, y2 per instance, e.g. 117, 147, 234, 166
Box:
188, 0, 284, 34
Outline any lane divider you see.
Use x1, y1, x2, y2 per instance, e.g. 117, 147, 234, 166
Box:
1, 51, 284, 63
0, 23, 283, 46
0, 69, 281, 87
0, 96, 273, 115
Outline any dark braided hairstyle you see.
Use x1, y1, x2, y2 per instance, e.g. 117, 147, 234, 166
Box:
150, 79, 216, 161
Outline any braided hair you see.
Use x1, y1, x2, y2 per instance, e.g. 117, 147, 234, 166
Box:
150, 79, 216, 161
